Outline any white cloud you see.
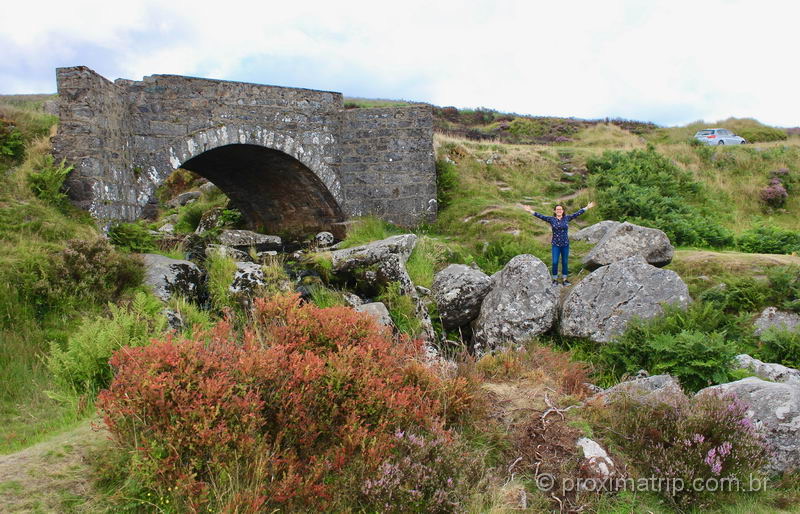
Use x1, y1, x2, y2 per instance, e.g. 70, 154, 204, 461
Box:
1, 0, 798, 126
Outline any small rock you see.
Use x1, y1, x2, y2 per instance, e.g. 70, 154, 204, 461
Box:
158, 223, 175, 234
205, 244, 250, 262
599, 374, 685, 406
734, 354, 800, 384
219, 229, 282, 252
314, 231, 335, 247
355, 302, 395, 328
198, 181, 218, 195
576, 438, 616, 486
162, 308, 184, 332
195, 207, 224, 235
754, 307, 800, 336
342, 293, 364, 308
229, 262, 266, 296
166, 191, 201, 209
415, 285, 431, 296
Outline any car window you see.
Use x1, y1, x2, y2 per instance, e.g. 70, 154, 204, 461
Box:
719, 130, 731, 136
697, 130, 714, 135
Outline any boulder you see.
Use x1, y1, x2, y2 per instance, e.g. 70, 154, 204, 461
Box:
229, 262, 266, 296
195, 206, 224, 235
734, 354, 800, 385
432, 264, 493, 329
355, 302, 395, 328
571, 220, 622, 244
330, 234, 417, 272
205, 244, 250, 262
560, 256, 691, 343
218, 229, 282, 252
582, 222, 674, 270
141, 254, 204, 303
157, 223, 175, 234
471, 255, 558, 354
754, 307, 800, 336
698, 378, 800, 473
166, 190, 201, 208
598, 374, 685, 406
314, 231, 335, 247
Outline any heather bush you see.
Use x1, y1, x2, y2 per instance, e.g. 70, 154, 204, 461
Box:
588, 389, 768, 508
770, 168, 796, 193
737, 225, 800, 254
587, 149, 733, 247
358, 429, 481, 513
760, 180, 788, 208
99, 294, 480, 512
737, 125, 788, 143
47, 291, 167, 396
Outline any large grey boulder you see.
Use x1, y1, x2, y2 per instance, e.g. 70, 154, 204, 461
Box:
571, 220, 622, 244
219, 229, 282, 252
582, 222, 673, 270
355, 302, 395, 328
560, 256, 691, 343
698, 378, 800, 473
754, 307, 800, 336
734, 354, 800, 385
471, 255, 558, 354
314, 231, 335, 247
432, 264, 492, 329
330, 234, 417, 272
141, 254, 204, 302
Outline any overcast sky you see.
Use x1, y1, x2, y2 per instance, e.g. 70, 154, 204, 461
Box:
2, 0, 797, 127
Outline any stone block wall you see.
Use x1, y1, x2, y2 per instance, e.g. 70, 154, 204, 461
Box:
339, 106, 437, 226
52, 66, 436, 232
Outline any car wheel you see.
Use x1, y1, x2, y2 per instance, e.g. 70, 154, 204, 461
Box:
718, 140, 725, 145
740, 140, 746, 144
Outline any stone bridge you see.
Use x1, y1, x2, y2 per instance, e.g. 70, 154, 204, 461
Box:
52, 66, 436, 234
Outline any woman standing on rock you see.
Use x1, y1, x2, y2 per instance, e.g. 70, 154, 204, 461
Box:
519, 202, 595, 285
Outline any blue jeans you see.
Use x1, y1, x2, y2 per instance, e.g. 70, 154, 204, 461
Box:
551, 245, 569, 278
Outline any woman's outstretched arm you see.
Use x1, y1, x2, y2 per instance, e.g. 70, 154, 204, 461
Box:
518, 203, 551, 221
566, 201, 596, 221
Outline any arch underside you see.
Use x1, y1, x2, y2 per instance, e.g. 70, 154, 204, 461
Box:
180, 144, 344, 234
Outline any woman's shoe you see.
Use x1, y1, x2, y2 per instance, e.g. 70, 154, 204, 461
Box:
562, 279, 571, 286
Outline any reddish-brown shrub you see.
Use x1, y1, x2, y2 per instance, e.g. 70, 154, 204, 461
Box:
99, 293, 474, 512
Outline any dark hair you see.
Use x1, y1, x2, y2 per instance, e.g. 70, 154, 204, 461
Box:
553, 204, 565, 215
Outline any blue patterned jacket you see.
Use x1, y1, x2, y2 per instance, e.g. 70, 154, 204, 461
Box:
532, 208, 585, 247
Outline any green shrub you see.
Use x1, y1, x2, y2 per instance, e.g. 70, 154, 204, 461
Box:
0, 119, 25, 161
587, 149, 734, 247
307, 284, 347, 308
108, 222, 157, 253
435, 158, 458, 209
378, 281, 423, 337
599, 304, 740, 392
755, 328, 800, 369
737, 126, 787, 143
337, 216, 403, 249
26, 155, 72, 210
737, 225, 800, 254
206, 251, 237, 311
47, 291, 167, 396
174, 201, 207, 233
765, 266, 800, 312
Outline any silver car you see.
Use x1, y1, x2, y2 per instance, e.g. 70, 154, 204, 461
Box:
693, 128, 747, 145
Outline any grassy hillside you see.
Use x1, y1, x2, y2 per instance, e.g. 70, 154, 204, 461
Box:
2, 94, 800, 512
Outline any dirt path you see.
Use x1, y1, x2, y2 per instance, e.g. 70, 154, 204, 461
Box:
0, 419, 109, 513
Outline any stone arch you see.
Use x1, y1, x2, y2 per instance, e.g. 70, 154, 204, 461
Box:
153, 125, 345, 234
